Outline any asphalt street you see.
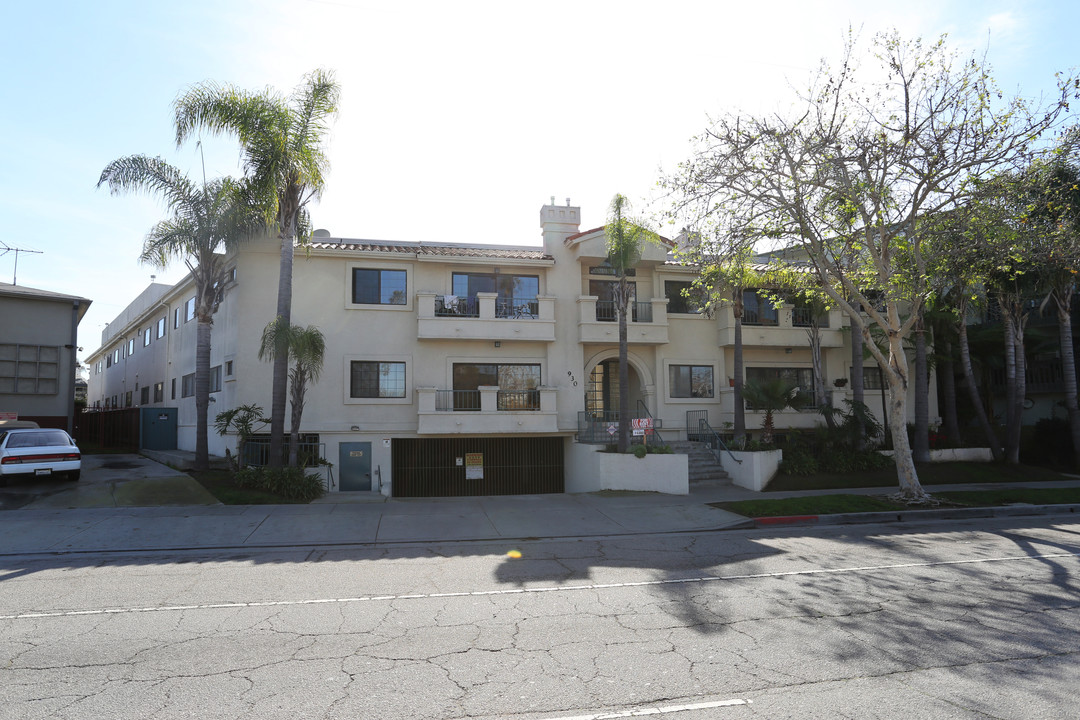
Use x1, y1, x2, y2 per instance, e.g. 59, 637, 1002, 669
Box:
3, 515, 1079, 719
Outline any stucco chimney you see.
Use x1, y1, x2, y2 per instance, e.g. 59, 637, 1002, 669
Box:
540, 197, 580, 253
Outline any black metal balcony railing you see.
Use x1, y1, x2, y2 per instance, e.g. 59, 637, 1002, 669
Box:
435, 296, 477, 317
792, 306, 829, 328
742, 308, 778, 326
497, 390, 540, 411
435, 389, 540, 411
595, 300, 652, 323
495, 298, 539, 319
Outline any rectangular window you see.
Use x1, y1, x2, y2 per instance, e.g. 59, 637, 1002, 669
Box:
185, 297, 196, 322
665, 281, 702, 314
106, 355, 112, 369
113, 348, 120, 365
352, 268, 407, 305
125, 391, 133, 408
669, 365, 714, 398
225, 360, 234, 377
447, 272, 540, 318
171, 378, 176, 400
0, 344, 60, 395
174, 308, 180, 329
143, 328, 152, 346
350, 361, 406, 398
590, 279, 637, 322
209, 365, 222, 393
181, 373, 195, 398
153, 382, 164, 403
451, 363, 540, 411
127, 338, 135, 356
157, 317, 166, 338
96, 361, 102, 374
140, 386, 150, 405
746, 367, 816, 408
855, 366, 885, 390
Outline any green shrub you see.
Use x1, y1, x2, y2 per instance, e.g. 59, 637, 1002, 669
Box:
234, 466, 325, 502
779, 449, 819, 475
631, 444, 648, 458
645, 444, 673, 454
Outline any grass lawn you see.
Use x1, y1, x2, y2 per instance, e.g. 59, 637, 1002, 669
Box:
188, 469, 309, 505
714, 486, 1080, 518
765, 461, 1069, 492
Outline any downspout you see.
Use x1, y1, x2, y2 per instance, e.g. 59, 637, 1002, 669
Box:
67, 300, 80, 434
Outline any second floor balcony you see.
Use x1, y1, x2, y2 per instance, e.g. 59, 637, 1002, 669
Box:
578, 296, 669, 345
717, 305, 845, 347
417, 292, 556, 342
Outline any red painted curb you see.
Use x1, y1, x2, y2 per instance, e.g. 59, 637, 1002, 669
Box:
755, 515, 819, 525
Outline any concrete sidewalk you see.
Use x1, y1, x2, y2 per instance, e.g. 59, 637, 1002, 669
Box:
3, 453, 1079, 556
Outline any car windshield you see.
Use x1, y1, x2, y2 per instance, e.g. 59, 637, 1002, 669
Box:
5, 431, 73, 448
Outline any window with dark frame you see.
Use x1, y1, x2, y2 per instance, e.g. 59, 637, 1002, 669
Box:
855, 366, 885, 390
669, 364, 714, 398
140, 386, 150, 405
174, 308, 180, 329
143, 328, 152, 346
209, 365, 222, 393
185, 297, 196, 322
154, 382, 164, 403
157, 317, 166, 338
171, 378, 176, 400
451, 363, 541, 411
352, 269, 407, 305
664, 280, 703, 314
349, 361, 406, 398
181, 373, 195, 398
746, 367, 816, 408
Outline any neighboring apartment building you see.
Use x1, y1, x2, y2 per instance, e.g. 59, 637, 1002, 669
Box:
0, 282, 92, 432
86, 199, 935, 496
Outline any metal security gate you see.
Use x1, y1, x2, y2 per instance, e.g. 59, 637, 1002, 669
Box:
391, 437, 564, 497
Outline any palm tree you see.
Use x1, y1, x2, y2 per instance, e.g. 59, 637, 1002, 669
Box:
174, 69, 340, 467
97, 156, 263, 470
742, 377, 801, 446
605, 194, 659, 453
258, 321, 326, 467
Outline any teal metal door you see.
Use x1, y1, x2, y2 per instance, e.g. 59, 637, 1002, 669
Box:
339, 442, 372, 491
140, 407, 177, 450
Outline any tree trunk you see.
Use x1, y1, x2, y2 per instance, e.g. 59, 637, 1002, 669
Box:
939, 336, 962, 446
1001, 300, 1019, 464
617, 277, 630, 453
884, 336, 926, 499
732, 294, 746, 448
913, 312, 930, 463
807, 324, 836, 430
193, 314, 212, 472
268, 233, 295, 468
850, 312, 865, 450
957, 315, 1002, 460
288, 366, 305, 468
1056, 293, 1080, 470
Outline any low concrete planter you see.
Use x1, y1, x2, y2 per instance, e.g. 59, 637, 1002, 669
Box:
878, 448, 994, 463
565, 443, 688, 494
721, 449, 783, 492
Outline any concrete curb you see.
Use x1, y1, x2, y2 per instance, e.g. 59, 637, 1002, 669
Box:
752, 503, 1080, 528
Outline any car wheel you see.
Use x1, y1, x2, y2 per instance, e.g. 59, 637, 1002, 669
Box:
68, 470, 81, 482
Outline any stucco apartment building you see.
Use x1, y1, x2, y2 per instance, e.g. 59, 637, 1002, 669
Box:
1, 282, 91, 432
86, 199, 934, 496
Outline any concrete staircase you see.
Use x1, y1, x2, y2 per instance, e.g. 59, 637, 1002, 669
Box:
669, 440, 732, 486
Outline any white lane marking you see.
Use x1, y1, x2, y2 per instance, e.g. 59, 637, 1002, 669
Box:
545, 697, 750, 719
3, 550, 1077, 621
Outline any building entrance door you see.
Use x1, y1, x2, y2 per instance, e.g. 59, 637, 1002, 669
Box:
339, 442, 372, 491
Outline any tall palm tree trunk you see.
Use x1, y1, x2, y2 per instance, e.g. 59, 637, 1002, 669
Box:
850, 311, 865, 450
194, 316, 212, 471
913, 312, 930, 463
1056, 295, 1080, 470
289, 367, 305, 468
617, 277, 630, 453
268, 232, 295, 468
956, 304, 1002, 460
732, 295, 746, 447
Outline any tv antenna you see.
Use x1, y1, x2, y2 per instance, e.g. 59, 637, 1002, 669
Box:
0, 240, 43, 285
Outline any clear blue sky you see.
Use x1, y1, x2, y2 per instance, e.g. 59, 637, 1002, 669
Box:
1, 0, 1076, 365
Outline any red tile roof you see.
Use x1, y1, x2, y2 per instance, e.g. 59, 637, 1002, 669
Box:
308, 240, 552, 261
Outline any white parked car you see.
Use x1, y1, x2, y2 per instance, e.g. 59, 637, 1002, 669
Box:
0, 428, 81, 484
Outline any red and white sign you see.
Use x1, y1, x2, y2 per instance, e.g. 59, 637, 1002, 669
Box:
631, 418, 653, 436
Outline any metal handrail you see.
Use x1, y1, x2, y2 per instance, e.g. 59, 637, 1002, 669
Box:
697, 418, 742, 464
634, 399, 666, 445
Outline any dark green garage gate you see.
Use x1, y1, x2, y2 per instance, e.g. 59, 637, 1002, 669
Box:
391, 437, 564, 497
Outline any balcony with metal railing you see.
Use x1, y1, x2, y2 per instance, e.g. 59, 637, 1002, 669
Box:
417, 291, 556, 342
417, 385, 558, 434
577, 296, 669, 345
717, 304, 844, 347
